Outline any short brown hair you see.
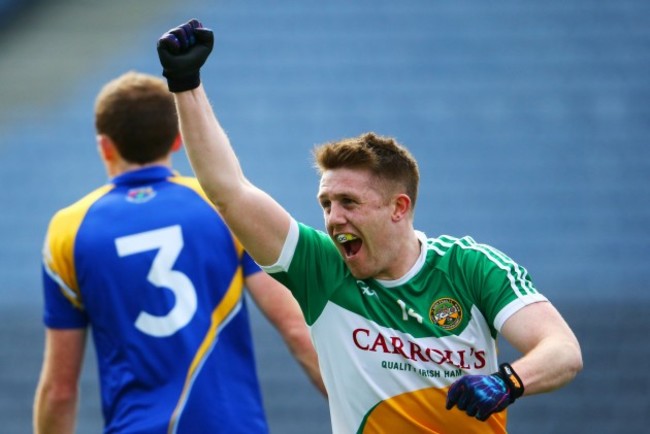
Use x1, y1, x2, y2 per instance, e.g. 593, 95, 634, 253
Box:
94, 71, 178, 164
313, 132, 420, 209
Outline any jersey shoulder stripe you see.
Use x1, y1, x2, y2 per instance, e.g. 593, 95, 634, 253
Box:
43, 184, 114, 307
427, 235, 537, 298
169, 175, 245, 257
457, 237, 536, 297
168, 175, 208, 201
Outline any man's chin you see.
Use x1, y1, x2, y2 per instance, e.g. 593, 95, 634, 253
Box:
346, 262, 372, 280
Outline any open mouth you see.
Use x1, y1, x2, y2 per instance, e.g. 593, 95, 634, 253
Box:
336, 233, 362, 257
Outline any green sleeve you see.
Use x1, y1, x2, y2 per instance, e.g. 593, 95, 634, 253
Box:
449, 237, 536, 335
271, 223, 349, 325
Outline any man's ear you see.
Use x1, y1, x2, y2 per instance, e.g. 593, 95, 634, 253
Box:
97, 134, 117, 162
171, 134, 182, 152
392, 193, 412, 222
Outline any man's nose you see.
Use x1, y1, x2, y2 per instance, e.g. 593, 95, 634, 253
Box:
327, 203, 346, 225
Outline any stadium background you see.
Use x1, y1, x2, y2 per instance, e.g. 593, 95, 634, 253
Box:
1, 0, 648, 432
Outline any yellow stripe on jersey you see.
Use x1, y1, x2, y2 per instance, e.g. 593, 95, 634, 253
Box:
168, 175, 245, 254
43, 185, 114, 309
167, 261, 246, 434
360, 387, 507, 433
168, 175, 211, 203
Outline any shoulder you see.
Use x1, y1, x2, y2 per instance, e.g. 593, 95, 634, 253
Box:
167, 175, 216, 206
297, 222, 331, 241
424, 235, 514, 276
297, 222, 340, 255
168, 174, 201, 189
425, 234, 477, 259
48, 184, 114, 235
44, 185, 114, 285
427, 234, 505, 259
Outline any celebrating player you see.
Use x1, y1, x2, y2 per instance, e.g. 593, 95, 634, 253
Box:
34, 71, 324, 434
156, 19, 583, 433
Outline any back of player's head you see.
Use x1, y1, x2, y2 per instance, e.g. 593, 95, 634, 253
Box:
312, 132, 420, 210
94, 71, 178, 164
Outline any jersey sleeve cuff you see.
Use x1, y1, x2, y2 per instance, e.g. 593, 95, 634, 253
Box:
494, 295, 548, 332
260, 218, 299, 274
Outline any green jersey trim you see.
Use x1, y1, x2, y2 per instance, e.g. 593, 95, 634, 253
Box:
262, 220, 546, 334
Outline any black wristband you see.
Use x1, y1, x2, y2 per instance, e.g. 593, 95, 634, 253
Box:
496, 363, 525, 403
163, 70, 201, 93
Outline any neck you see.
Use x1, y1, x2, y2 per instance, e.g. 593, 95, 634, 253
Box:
401, 232, 423, 274
107, 157, 171, 178
378, 229, 422, 281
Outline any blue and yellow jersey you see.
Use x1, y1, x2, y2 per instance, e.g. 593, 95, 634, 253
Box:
42, 166, 269, 434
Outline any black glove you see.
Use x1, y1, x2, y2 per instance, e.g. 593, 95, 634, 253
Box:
445, 363, 524, 421
157, 19, 214, 92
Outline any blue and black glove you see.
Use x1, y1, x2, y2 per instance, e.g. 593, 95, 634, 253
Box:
157, 19, 214, 92
445, 363, 524, 421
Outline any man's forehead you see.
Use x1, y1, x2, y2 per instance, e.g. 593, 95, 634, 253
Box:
318, 168, 378, 198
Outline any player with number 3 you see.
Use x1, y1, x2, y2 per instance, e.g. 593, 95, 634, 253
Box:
34, 71, 324, 434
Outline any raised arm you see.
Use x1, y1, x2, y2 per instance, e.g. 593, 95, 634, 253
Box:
157, 19, 291, 266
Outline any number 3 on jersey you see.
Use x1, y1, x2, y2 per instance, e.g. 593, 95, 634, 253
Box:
115, 225, 197, 337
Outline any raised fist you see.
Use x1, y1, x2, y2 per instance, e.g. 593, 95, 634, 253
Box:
157, 19, 214, 92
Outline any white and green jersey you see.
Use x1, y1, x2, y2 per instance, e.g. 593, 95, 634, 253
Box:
263, 219, 546, 434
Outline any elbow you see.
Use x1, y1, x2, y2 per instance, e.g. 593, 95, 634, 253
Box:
562, 340, 584, 384
571, 344, 584, 377
282, 323, 313, 354
34, 381, 79, 434
38, 381, 79, 408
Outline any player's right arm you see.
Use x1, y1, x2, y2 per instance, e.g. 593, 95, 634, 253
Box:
245, 270, 327, 396
33, 328, 86, 434
157, 20, 291, 266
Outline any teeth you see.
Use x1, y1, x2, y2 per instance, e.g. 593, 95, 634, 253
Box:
336, 234, 358, 243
